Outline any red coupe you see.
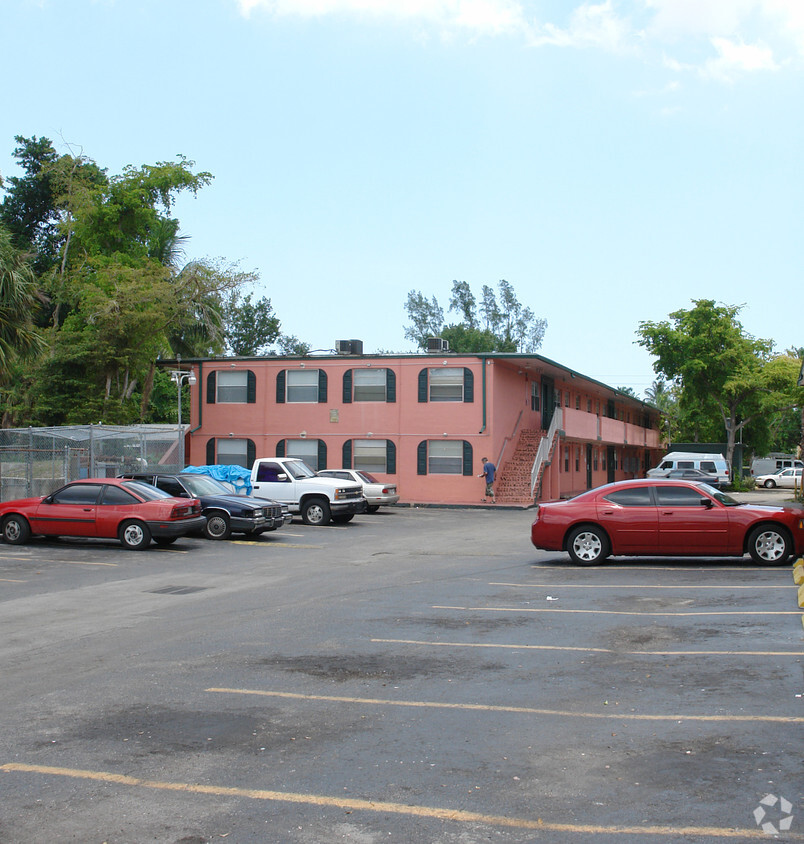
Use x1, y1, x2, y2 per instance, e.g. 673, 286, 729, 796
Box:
0, 478, 206, 550
531, 479, 804, 566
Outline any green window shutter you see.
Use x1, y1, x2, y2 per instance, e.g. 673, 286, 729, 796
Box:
343, 369, 352, 403
342, 440, 352, 468
247, 440, 256, 467
206, 371, 217, 404
276, 370, 286, 404
417, 441, 428, 475
276, 439, 285, 457
463, 368, 474, 403
318, 439, 327, 469
462, 441, 473, 476
318, 369, 328, 403
418, 369, 428, 402
386, 369, 396, 403
247, 370, 256, 403
386, 440, 396, 474
206, 438, 216, 464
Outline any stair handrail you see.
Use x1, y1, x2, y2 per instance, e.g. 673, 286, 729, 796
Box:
530, 407, 562, 496
496, 409, 524, 469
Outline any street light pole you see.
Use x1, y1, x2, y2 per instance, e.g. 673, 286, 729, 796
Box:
169, 358, 197, 471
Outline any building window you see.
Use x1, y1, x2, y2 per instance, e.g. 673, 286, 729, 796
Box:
565, 392, 570, 407
354, 439, 387, 472
354, 369, 387, 402
594, 449, 599, 471
587, 398, 592, 413
564, 446, 569, 472
575, 448, 580, 472
206, 370, 256, 404
206, 437, 256, 468
285, 438, 324, 471
417, 440, 473, 475
287, 370, 320, 403
418, 368, 474, 402
531, 382, 540, 411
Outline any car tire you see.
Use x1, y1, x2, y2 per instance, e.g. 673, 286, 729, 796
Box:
567, 525, 609, 566
2, 515, 31, 546
332, 514, 354, 524
763, 479, 777, 489
366, 505, 380, 514
747, 525, 791, 565
204, 511, 231, 540
301, 497, 331, 526
119, 520, 151, 550
154, 537, 178, 546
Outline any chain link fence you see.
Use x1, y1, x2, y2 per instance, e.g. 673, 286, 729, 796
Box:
0, 425, 186, 501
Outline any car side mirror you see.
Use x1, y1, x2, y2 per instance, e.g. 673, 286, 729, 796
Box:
43, 495, 53, 504
700, 498, 714, 508
276, 473, 288, 481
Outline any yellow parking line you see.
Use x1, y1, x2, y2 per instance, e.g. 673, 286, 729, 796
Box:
206, 688, 804, 723
435, 605, 801, 617
55, 560, 119, 567
0, 763, 781, 838
492, 582, 791, 589
0, 578, 26, 582
232, 541, 322, 548
372, 637, 804, 657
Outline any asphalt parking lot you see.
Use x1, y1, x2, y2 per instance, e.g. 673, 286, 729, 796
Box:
0, 500, 802, 843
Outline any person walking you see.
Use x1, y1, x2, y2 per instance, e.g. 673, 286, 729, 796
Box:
479, 457, 496, 504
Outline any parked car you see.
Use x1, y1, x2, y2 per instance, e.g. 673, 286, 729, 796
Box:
118, 472, 290, 540
751, 454, 803, 476
530, 479, 804, 566
754, 467, 803, 490
647, 452, 730, 486
0, 478, 206, 550
316, 469, 400, 512
665, 468, 724, 488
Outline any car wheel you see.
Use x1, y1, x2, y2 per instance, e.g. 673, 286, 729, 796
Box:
763, 479, 776, 489
119, 520, 151, 550
567, 525, 609, 566
301, 497, 331, 526
154, 537, 178, 546
2, 515, 31, 546
204, 511, 231, 540
747, 525, 791, 565
332, 514, 354, 524
366, 505, 380, 514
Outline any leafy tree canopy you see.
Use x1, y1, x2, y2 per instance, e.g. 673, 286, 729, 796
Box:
405, 279, 547, 353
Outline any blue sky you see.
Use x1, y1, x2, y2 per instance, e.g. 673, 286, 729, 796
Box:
3, 0, 802, 397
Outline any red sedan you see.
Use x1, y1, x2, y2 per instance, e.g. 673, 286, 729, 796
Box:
531, 479, 804, 566
0, 478, 206, 550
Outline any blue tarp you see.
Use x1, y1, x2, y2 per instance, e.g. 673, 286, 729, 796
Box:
183, 464, 253, 495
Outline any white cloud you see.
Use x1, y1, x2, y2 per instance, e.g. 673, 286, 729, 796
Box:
528, 1, 634, 53
702, 36, 778, 80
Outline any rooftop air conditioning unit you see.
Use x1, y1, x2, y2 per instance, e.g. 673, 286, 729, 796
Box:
336, 339, 364, 355
427, 337, 450, 353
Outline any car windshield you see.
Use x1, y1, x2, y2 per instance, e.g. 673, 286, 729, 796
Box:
356, 471, 378, 483
285, 460, 316, 479
180, 475, 232, 496
704, 485, 741, 506
121, 480, 172, 500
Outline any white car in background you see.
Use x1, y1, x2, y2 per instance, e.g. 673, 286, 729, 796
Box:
317, 469, 400, 513
755, 467, 803, 489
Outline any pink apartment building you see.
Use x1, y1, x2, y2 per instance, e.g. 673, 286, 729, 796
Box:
177, 349, 663, 506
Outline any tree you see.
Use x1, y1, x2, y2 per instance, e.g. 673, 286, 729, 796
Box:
636, 300, 804, 467
404, 279, 547, 353
222, 288, 281, 356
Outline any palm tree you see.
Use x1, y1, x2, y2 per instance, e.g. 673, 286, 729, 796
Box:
0, 226, 46, 376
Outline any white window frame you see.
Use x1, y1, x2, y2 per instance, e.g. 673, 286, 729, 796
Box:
286, 369, 319, 403
354, 439, 387, 472
428, 440, 463, 474
216, 438, 250, 467
217, 371, 248, 403
429, 368, 463, 402
353, 368, 387, 402
286, 438, 321, 471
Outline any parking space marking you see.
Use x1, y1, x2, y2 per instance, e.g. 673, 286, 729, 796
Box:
0, 763, 783, 838
491, 582, 792, 589
232, 541, 323, 548
435, 604, 801, 617
373, 637, 804, 657
206, 688, 804, 723
0, 577, 27, 582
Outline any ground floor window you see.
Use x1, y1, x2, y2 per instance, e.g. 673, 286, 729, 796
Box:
417, 440, 473, 475
285, 438, 324, 471
354, 439, 387, 473
208, 438, 255, 468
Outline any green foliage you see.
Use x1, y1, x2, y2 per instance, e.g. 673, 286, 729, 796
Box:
222, 288, 281, 356
405, 279, 547, 353
637, 300, 804, 465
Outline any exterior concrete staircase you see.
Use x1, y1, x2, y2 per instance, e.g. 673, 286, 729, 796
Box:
496, 428, 544, 506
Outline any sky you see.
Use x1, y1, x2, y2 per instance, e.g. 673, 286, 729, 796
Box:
3, 0, 802, 398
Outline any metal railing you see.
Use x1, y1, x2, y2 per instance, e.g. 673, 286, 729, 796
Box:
530, 407, 563, 497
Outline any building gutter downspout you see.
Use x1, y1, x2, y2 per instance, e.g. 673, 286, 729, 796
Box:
190, 360, 203, 436
479, 355, 488, 434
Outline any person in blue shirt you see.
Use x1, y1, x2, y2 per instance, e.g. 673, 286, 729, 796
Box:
478, 457, 496, 504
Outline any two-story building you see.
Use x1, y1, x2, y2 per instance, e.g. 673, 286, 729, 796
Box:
174, 347, 663, 506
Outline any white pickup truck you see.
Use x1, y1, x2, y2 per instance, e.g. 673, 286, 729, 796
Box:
250, 457, 366, 525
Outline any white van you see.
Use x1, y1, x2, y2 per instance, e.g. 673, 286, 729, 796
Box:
647, 452, 730, 486
750, 454, 803, 477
